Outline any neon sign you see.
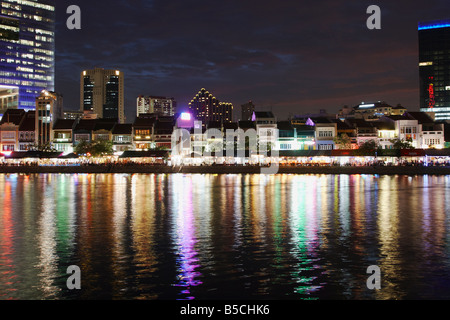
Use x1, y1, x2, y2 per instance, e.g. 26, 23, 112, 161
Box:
418, 21, 450, 30
428, 83, 435, 108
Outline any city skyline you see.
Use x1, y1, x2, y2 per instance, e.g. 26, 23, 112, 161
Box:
3, 1, 450, 304
54, 0, 449, 123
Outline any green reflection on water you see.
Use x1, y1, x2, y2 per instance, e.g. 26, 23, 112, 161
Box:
1, 174, 450, 300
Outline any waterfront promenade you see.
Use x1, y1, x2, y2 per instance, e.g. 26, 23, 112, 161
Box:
0, 164, 450, 175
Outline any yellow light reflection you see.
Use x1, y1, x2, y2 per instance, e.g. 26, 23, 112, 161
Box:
376, 176, 402, 299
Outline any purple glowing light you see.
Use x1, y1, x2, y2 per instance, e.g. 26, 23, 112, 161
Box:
305, 118, 315, 126
180, 113, 191, 121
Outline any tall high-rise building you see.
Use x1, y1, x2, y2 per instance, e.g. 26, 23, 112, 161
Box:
0, 0, 56, 114
35, 89, 62, 146
80, 68, 125, 123
136, 95, 176, 116
241, 101, 255, 121
188, 88, 233, 126
219, 102, 233, 123
418, 19, 450, 120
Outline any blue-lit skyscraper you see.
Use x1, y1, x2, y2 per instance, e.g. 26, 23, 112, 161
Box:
418, 19, 450, 120
0, 0, 55, 113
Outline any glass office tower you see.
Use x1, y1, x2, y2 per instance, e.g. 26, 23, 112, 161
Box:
0, 0, 55, 114
419, 20, 450, 120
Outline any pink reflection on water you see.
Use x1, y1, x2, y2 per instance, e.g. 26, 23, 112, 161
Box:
0, 178, 18, 299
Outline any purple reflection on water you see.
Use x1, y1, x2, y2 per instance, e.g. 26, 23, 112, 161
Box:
171, 175, 203, 300
305, 177, 319, 255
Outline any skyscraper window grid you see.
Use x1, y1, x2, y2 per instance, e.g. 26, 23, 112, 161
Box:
0, 0, 55, 114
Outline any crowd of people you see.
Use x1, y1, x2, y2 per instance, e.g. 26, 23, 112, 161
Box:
0, 157, 449, 168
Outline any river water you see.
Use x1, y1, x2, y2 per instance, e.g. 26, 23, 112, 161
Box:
0, 173, 450, 300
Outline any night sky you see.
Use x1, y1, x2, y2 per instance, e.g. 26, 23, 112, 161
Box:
54, 0, 449, 123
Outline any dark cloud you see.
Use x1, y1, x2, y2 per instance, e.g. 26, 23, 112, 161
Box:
55, 0, 448, 122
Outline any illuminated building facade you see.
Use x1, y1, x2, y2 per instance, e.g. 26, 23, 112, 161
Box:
252, 111, 278, 149
0, 108, 24, 152
307, 117, 337, 150
188, 88, 233, 127
277, 121, 297, 151
133, 113, 157, 150
219, 102, 233, 123
419, 20, 450, 120
35, 89, 62, 146
0, 0, 55, 114
80, 68, 125, 123
112, 123, 133, 153
63, 110, 84, 120
73, 119, 97, 145
352, 102, 407, 119
52, 118, 76, 154
136, 95, 176, 117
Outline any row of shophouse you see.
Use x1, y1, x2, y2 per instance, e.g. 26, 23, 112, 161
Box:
0, 108, 448, 157
286, 111, 447, 151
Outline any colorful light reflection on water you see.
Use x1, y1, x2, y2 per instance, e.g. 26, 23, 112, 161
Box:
0, 173, 450, 300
